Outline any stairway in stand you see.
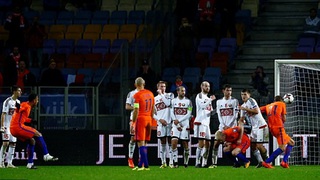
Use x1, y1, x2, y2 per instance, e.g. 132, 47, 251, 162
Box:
226, 0, 318, 105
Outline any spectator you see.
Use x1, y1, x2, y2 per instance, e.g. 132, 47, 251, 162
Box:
26, 16, 47, 68
3, 46, 27, 87
249, 66, 270, 105
136, 59, 157, 93
170, 75, 188, 96
301, 8, 320, 39
4, 6, 28, 52
176, 17, 196, 72
198, 0, 215, 22
16, 60, 37, 92
12, 0, 33, 12
40, 59, 66, 87
215, 0, 239, 39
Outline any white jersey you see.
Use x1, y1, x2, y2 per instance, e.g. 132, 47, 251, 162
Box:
240, 98, 267, 129
125, 89, 138, 120
2, 96, 20, 128
216, 97, 239, 131
170, 96, 192, 128
194, 92, 213, 126
154, 92, 174, 124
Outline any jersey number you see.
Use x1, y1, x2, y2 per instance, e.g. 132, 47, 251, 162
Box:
145, 98, 152, 111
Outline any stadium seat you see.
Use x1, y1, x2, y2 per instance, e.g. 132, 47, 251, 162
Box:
110, 39, 128, 53
128, 10, 145, 25
74, 10, 92, 24
135, 0, 155, 11
211, 52, 229, 74
91, 10, 110, 24
56, 39, 75, 55
162, 67, 180, 83
77, 68, 94, 85
118, 0, 135, 11
110, 10, 127, 25
83, 53, 103, 69
100, 0, 118, 11
74, 39, 93, 54
65, 54, 85, 69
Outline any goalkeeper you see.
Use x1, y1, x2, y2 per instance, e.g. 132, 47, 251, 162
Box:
260, 96, 295, 168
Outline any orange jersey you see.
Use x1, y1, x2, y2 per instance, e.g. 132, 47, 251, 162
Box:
10, 102, 36, 141
224, 126, 241, 143
133, 89, 154, 141
133, 89, 154, 117
260, 101, 286, 128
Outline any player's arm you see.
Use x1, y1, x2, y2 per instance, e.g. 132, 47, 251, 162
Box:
132, 103, 139, 123
0, 112, 6, 132
160, 93, 172, 106
240, 106, 259, 115
281, 103, 287, 123
125, 103, 134, 111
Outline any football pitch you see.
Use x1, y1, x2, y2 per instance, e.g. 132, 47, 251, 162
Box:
0, 165, 319, 180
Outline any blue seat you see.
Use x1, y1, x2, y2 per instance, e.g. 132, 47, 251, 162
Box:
110, 10, 127, 25
92, 39, 111, 56
128, 10, 145, 25
56, 11, 74, 24
202, 75, 220, 91
56, 39, 74, 55
198, 38, 216, 50
43, 0, 61, 10
74, 10, 92, 25
39, 11, 57, 25
162, 67, 180, 83
204, 67, 221, 77
235, 9, 252, 31
29, 67, 41, 82
60, 67, 77, 76
183, 67, 201, 78
0, 0, 12, 8
298, 37, 316, 47
182, 75, 200, 92
91, 10, 110, 24
110, 39, 128, 53
74, 39, 93, 54
92, 68, 112, 85
43, 39, 57, 55
24, 10, 40, 22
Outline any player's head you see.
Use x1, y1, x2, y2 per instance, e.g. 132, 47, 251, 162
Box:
241, 89, 251, 102
135, 77, 145, 89
214, 131, 225, 142
177, 86, 186, 99
274, 95, 283, 102
157, 81, 167, 93
28, 93, 39, 107
201, 81, 210, 94
222, 84, 232, 98
12, 85, 22, 98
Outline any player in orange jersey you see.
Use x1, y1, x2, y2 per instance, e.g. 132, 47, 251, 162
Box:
215, 122, 251, 168
10, 93, 58, 169
260, 95, 295, 168
131, 77, 155, 171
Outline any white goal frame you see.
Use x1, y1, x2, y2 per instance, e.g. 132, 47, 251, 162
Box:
274, 59, 320, 165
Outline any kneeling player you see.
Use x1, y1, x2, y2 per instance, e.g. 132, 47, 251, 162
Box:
170, 86, 192, 168
215, 123, 251, 168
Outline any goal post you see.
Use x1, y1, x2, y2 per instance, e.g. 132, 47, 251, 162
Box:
274, 59, 320, 165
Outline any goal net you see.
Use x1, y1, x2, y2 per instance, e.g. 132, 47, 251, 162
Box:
274, 60, 320, 165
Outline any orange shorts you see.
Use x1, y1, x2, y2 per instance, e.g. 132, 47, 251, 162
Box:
270, 127, 291, 145
231, 134, 251, 154
10, 125, 37, 142
134, 116, 152, 141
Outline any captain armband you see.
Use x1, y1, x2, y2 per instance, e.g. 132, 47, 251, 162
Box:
134, 103, 139, 108
188, 107, 192, 111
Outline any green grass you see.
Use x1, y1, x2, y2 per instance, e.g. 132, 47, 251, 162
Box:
0, 165, 319, 180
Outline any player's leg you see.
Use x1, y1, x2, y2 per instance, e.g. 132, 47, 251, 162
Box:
262, 128, 283, 168
210, 131, 221, 168
6, 141, 17, 168
223, 144, 240, 167
171, 137, 179, 168
157, 125, 167, 167
33, 130, 58, 162
194, 124, 203, 167
0, 141, 9, 168
182, 140, 189, 168
26, 138, 37, 169
166, 125, 172, 166
232, 148, 250, 168
281, 136, 295, 168
201, 126, 211, 168
128, 121, 136, 168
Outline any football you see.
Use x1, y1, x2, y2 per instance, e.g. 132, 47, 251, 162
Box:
283, 93, 294, 104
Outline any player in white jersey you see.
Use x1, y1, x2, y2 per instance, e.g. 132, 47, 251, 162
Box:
0, 85, 21, 168
194, 81, 216, 168
125, 88, 138, 168
153, 81, 174, 168
239, 89, 268, 168
170, 86, 192, 168
210, 84, 239, 168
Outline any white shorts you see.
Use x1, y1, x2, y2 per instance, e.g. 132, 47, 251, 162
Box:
193, 124, 211, 140
1, 128, 17, 143
250, 126, 269, 142
157, 123, 172, 138
171, 125, 190, 141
